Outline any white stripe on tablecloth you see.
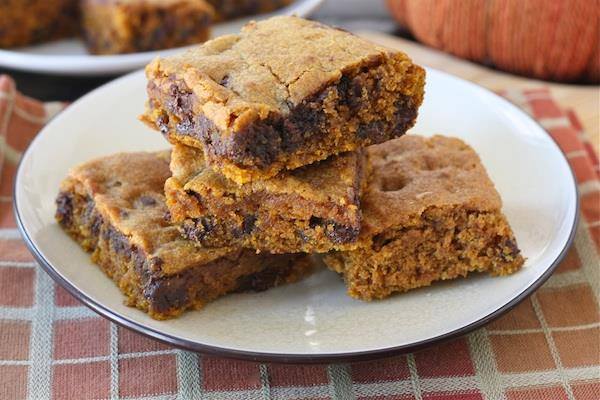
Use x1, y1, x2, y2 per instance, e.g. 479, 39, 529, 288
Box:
488, 322, 600, 336
43, 102, 66, 121
26, 269, 55, 399
407, 353, 424, 400
579, 180, 600, 195
327, 364, 355, 399
0, 229, 22, 240
500, 365, 600, 388
469, 329, 506, 400
538, 116, 572, 130
544, 269, 590, 289
271, 384, 330, 399
12, 105, 48, 125
177, 351, 201, 399
0, 306, 34, 320
53, 306, 97, 320
259, 363, 271, 399
531, 293, 575, 400
109, 323, 119, 400
0, 135, 22, 165
52, 349, 177, 365
574, 221, 600, 304
0, 261, 37, 268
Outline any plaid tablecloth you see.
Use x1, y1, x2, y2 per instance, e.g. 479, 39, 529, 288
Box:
1, 74, 598, 399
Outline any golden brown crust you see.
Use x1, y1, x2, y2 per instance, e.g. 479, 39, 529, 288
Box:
362, 135, 503, 236
324, 135, 524, 300
146, 16, 415, 111
143, 16, 425, 183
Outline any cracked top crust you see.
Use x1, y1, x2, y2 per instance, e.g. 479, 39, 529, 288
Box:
145, 15, 416, 132
61, 151, 234, 275
363, 135, 502, 236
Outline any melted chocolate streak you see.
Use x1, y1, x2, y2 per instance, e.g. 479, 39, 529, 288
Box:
55, 193, 299, 314
153, 71, 418, 170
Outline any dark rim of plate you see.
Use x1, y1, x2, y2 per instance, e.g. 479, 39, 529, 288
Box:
13, 68, 580, 364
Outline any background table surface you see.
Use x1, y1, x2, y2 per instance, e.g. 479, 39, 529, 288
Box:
359, 33, 600, 152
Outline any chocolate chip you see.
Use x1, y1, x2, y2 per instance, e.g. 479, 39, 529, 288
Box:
236, 264, 293, 292
297, 229, 310, 243
139, 195, 157, 207
372, 234, 393, 251
147, 257, 164, 272
185, 190, 205, 206
357, 121, 384, 140
176, 117, 194, 135
501, 238, 521, 261
393, 96, 418, 133
106, 226, 131, 256
144, 276, 189, 313
242, 215, 257, 235
308, 216, 359, 244
156, 114, 170, 135
309, 216, 323, 228
90, 215, 103, 237
55, 192, 73, 227
182, 217, 216, 242
327, 224, 360, 244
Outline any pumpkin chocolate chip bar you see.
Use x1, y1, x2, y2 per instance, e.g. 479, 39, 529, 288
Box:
55, 151, 313, 319
81, 0, 214, 55
0, 0, 78, 48
142, 16, 425, 183
165, 143, 366, 253
324, 135, 524, 300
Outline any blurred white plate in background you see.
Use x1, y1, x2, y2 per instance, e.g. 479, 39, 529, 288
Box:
0, 0, 324, 76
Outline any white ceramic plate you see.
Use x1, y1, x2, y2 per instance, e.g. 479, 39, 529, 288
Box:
0, 0, 323, 76
14, 68, 578, 363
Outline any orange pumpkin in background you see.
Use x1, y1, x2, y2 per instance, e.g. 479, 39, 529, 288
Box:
386, 0, 599, 83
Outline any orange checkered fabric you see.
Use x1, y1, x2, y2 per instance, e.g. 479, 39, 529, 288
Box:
0, 75, 598, 399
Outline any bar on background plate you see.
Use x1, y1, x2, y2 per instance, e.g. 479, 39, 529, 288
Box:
142, 15, 425, 183
324, 135, 524, 300
55, 151, 314, 320
0, 0, 78, 48
81, 0, 214, 54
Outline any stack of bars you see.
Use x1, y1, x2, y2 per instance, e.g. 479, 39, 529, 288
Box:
55, 16, 524, 320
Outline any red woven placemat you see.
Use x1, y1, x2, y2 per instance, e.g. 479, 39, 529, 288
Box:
1, 75, 598, 400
